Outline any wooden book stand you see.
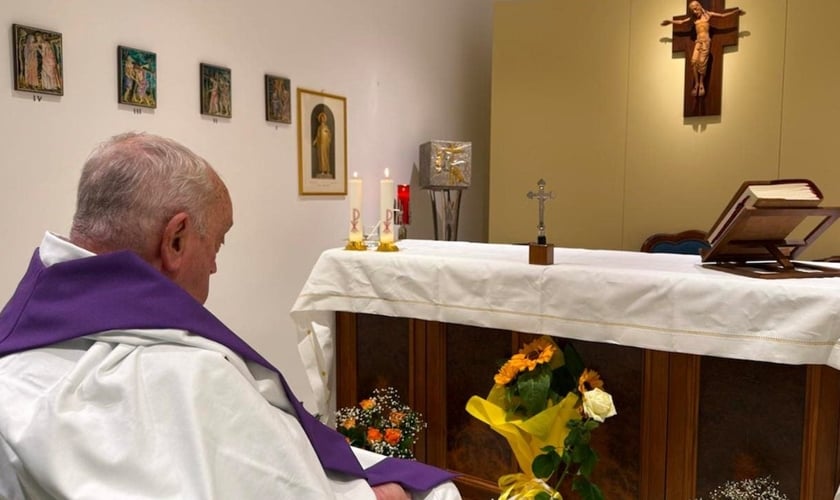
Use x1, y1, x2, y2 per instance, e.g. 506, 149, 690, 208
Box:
701, 206, 840, 279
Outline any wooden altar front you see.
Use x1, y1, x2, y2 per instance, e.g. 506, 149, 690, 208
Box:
336, 313, 840, 499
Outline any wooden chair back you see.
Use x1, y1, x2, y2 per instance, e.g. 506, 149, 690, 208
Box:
640, 229, 710, 255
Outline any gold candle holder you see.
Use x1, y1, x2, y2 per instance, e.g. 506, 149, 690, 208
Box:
376, 241, 399, 252
345, 240, 367, 251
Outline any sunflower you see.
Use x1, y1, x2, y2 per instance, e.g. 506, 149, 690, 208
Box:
494, 336, 559, 385
494, 360, 522, 385
516, 336, 557, 371
577, 368, 604, 394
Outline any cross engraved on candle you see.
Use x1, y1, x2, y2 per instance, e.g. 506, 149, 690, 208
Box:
383, 207, 393, 235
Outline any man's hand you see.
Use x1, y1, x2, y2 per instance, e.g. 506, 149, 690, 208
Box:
372, 482, 410, 500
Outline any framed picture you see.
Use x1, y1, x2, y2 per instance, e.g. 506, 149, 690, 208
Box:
117, 46, 157, 108
199, 63, 231, 118
12, 24, 63, 95
297, 88, 347, 196
265, 75, 291, 124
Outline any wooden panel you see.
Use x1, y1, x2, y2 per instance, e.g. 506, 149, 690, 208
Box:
336, 311, 358, 409
800, 365, 840, 499
444, 323, 514, 494
665, 353, 700, 500
695, 356, 805, 498
572, 338, 643, 498
355, 314, 411, 399
410, 318, 428, 463
422, 320, 446, 467
641, 350, 670, 500
338, 312, 840, 498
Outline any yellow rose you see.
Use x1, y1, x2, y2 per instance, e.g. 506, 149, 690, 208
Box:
581, 388, 617, 423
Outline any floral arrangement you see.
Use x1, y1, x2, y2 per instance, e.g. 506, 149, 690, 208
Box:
696, 476, 789, 500
466, 335, 617, 500
335, 386, 426, 459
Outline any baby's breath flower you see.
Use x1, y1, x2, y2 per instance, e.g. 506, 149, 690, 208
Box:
696, 476, 789, 500
335, 387, 426, 459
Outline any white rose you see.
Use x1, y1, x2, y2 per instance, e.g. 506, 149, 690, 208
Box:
581, 388, 617, 422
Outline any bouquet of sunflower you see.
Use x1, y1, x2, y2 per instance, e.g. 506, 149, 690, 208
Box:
335, 386, 426, 459
466, 336, 616, 500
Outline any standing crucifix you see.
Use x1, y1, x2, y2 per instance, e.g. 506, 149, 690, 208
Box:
526, 179, 555, 245
662, 0, 744, 117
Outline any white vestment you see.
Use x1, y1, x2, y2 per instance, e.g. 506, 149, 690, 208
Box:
0, 233, 459, 499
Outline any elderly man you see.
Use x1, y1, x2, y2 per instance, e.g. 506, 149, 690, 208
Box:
0, 132, 458, 499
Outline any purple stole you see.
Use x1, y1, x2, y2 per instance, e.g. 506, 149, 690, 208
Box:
0, 249, 456, 491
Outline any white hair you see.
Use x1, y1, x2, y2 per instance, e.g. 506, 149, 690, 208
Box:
70, 132, 223, 254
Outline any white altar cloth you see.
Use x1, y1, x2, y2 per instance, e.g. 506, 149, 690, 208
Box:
291, 239, 840, 412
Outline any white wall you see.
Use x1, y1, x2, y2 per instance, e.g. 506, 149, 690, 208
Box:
0, 0, 493, 410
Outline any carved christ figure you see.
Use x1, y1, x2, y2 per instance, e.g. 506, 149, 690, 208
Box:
662, 1, 743, 97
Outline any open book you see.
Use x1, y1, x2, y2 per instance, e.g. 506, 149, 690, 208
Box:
706, 179, 822, 245
701, 178, 840, 278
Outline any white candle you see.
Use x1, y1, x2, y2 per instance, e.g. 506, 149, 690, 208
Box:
380, 168, 394, 244
348, 172, 363, 243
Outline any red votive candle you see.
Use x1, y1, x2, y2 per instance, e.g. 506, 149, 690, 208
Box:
397, 184, 410, 225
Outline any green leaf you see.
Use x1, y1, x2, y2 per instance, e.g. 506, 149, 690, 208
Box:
572, 476, 604, 500
516, 364, 552, 416
565, 422, 585, 450
534, 493, 552, 500
343, 430, 365, 448
577, 445, 599, 478
571, 442, 589, 463
584, 419, 600, 432
532, 448, 561, 479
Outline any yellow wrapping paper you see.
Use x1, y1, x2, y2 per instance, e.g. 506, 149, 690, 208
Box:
498, 473, 563, 499
465, 385, 581, 474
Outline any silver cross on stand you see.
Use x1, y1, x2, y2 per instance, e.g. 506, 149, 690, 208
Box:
526, 179, 555, 245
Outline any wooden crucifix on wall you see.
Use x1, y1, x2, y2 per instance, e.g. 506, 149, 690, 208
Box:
662, 0, 744, 117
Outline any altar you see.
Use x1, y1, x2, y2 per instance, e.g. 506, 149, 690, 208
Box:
291, 240, 840, 499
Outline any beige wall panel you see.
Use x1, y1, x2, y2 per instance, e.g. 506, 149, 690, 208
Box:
492, 0, 840, 260
623, 0, 787, 251
489, 0, 629, 248
778, 0, 840, 259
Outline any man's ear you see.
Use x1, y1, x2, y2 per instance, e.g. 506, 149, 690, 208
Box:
160, 212, 190, 274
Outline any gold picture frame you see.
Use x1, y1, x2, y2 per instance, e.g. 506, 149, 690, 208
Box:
297, 88, 347, 196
